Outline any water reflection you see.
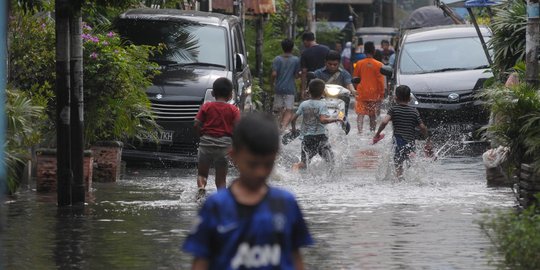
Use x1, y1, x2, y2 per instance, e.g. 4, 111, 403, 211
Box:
54, 208, 87, 269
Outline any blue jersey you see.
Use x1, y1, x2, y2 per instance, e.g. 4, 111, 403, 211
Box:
182, 186, 314, 270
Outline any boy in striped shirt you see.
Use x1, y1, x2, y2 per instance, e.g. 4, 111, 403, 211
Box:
374, 85, 430, 179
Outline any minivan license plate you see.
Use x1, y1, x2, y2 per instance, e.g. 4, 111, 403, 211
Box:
144, 130, 174, 143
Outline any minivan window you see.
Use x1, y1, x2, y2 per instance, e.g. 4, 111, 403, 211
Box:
117, 19, 228, 68
399, 37, 490, 75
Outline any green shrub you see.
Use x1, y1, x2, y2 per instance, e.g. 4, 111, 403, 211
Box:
5, 87, 45, 194
82, 25, 161, 146
8, 10, 161, 148
481, 201, 540, 269
8, 10, 56, 121
489, 0, 526, 78
480, 64, 540, 172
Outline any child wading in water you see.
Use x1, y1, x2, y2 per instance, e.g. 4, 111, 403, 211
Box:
183, 113, 314, 269
374, 85, 431, 179
194, 78, 240, 199
291, 79, 343, 169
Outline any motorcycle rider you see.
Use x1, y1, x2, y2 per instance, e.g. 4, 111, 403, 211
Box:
313, 50, 357, 112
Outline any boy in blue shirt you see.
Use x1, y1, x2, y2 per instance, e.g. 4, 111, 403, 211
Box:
271, 39, 301, 132
291, 79, 343, 170
183, 113, 314, 270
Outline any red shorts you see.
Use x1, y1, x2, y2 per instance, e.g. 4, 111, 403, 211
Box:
356, 100, 381, 115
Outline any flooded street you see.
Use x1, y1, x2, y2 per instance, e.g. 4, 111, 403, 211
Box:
1, 121, 514, 269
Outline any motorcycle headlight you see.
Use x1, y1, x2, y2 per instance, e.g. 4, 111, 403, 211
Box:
204, 89, 235, 105
326, 85, 341, 97
245, 86, 252, 95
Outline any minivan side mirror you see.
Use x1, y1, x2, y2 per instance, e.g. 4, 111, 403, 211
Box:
380, 66, 394, 77
236, 53, 246, 72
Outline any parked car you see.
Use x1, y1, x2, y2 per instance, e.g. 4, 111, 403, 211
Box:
117, 9, 253, 163
393, 25, 492, 140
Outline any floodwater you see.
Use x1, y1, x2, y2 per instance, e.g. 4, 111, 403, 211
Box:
0, 118, 514, 270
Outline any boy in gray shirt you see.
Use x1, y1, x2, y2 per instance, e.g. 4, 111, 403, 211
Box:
291, 79, 343, 170
271, 39, 300, 132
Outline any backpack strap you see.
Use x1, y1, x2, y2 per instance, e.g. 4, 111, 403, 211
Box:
325, 70, 342, 85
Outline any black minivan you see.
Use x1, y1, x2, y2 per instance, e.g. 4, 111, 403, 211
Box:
117, 9, 253, 163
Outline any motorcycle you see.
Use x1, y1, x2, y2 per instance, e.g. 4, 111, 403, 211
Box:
323, 83, 353, 135
282, 75, 358, 145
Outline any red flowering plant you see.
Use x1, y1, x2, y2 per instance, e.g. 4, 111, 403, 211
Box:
82, 24, 161, 146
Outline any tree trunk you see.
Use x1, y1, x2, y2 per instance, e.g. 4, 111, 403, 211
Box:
70, 0, 85, 206
526, 0, 540, 87
55, 0, 72, 207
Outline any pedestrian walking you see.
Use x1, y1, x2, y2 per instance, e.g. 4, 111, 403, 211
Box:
341, 41, 353, 73
378, 39, 395, 65
300, 32, 330, 98
271, 39, 301, 132
194, 78, 240, 200
373, 85, 431, 179
291, 79, 343, 170
353, 41, 385, 134
183, 112, 314, 269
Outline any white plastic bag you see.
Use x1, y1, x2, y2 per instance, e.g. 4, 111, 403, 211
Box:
483, 146, 509, 168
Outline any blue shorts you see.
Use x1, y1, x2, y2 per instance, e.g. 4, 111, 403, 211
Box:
394, 135, 414, 166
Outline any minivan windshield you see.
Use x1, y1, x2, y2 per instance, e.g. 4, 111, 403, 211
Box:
117, 19, 228, 68
399, 37, 490, 74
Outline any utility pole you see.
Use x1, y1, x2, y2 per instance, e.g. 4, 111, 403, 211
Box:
0, 1, 7, 197
306, 0, 315, 32
526, 0, 540, 86
55, 0, 72, 207
255, 14, 267, 110
70, 0, 85, 206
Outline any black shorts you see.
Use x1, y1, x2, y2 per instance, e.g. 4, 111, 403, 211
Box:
394, 135, 415, 166
301, 134, 334, 165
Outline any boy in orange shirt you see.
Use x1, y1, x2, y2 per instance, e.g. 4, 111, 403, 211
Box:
353, 41, 385, 134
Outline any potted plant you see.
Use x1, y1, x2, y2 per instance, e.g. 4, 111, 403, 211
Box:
481, 64, 540, 206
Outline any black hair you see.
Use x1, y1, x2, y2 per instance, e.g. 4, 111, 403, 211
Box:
364, 42, 375, 55
325, 50, 341, 62
281, 39, 294, 53
302, 32, 315, 42
233, 112, 280, 155
308, 79, 325, 98
395, 85, 411, 102
212, 77, 233, 98
381, 39, 390, 46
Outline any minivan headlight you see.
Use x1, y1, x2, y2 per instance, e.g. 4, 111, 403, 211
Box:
410, 93, 419, 105
204, 89, 215, 104
204, 89, 235, 105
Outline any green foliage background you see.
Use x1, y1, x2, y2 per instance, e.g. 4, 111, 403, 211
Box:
488, 0, 526, 78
